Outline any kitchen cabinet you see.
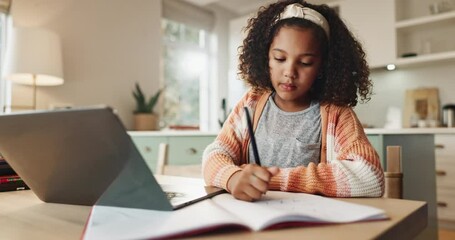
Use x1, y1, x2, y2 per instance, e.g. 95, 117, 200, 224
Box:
131, 136, 167, 173
129, 132, 216, 173
366, 132, 438, 240
332, 0, 455, 68
395, 0, 455, 67
167, 136, 215, 165
435, 134, 455, 230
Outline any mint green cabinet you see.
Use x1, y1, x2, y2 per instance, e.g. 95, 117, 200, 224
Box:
366, 133, 437, 240
167, 136, 215, 165
129, 133, 216, 173
131, 136, 166, 173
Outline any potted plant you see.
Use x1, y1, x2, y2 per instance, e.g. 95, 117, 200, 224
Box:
132, 82, 163, 131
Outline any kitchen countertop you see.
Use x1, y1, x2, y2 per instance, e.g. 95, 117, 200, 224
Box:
364, 128, 455, 134
128, 128, 455, 136
128, 130, 218, 137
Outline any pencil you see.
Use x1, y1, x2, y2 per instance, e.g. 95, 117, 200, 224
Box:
244, 107, 261, 166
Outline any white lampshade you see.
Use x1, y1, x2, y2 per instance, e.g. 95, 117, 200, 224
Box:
3, 27, 64, 86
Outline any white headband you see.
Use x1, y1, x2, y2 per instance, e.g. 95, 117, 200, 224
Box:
277, 3, 330, 38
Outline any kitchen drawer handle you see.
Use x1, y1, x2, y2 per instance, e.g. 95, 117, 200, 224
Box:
435, 144, 445, 149
437, 202, 448, 208
186, 148, 197, 155
144, 146, 152, 153
436, 170, 447, 176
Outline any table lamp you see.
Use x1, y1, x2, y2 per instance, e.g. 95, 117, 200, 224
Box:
3, 27, 64, 110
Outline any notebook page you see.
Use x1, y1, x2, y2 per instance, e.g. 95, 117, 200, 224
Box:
83, 198, 241, 240
212, 191, 387, 230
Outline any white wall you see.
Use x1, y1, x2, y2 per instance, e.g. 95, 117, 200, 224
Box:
354, 62, 455, 128
9, 0, 162, 129
205, 4, 237, 130
227, 15, 249, 111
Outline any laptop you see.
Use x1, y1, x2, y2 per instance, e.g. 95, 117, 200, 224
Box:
0, 107, 225, 211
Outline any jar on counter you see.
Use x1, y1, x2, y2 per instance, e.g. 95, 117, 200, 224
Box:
443, 104, 455, 127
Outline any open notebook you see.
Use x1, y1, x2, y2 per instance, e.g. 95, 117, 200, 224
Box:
0, 107, 224, 210
83, 190, 388, 239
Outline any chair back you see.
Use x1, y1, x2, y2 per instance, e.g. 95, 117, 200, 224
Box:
384, 146, 403, 199
156, 143, 202, 178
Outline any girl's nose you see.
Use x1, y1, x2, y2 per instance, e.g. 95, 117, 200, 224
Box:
284, 72, 296, 79
284, 63, 297, 79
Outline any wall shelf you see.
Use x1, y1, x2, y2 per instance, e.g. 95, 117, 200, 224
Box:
394, 1, 455, 69
395, 50, 455, 67
396, 11, 455, 30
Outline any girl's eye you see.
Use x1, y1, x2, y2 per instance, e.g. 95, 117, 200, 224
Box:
274, 58, 285, 62
300, 62, 312, 66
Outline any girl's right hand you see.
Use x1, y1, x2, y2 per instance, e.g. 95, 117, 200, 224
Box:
227, 164, 279, 201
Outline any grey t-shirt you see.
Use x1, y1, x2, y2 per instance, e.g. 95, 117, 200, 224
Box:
249, 94, 321, 167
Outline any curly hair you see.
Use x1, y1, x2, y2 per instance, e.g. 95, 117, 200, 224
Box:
238, 0, 372, 107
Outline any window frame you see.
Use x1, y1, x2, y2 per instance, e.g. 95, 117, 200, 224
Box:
0, 13, 8, 113
161, 18, 212, 131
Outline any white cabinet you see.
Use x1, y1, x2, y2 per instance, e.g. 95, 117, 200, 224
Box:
337, 0, 455, 68
395, 0, 455, 67
337, 0, 396, 68
435, 134, 455, 229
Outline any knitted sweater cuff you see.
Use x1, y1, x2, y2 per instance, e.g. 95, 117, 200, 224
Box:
220, 166, 242, 192
269, 175, 283, 191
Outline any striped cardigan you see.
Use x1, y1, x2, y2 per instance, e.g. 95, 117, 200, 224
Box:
202, 89, 384, 197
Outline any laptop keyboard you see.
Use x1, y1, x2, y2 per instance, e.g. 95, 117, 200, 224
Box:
165, 191, 184, 200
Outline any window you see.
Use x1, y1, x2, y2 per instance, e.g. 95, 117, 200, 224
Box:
161, 19, 210, 130
161, 0, 215, 131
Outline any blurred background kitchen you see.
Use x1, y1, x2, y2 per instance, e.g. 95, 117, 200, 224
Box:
1, 0, 455, 132
1, 0, 455, 239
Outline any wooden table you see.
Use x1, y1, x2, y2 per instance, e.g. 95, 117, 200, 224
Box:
0, 189, 427, 240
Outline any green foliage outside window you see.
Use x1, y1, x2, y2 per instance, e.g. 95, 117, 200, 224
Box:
161, 19, 207, 128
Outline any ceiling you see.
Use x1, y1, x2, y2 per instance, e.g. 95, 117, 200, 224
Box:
184, 0, 275, 15
184, 0, 335, 16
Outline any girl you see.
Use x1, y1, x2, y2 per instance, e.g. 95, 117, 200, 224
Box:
202, 0, 384, 201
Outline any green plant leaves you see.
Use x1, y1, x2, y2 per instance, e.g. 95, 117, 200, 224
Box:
133, 83, 163, 114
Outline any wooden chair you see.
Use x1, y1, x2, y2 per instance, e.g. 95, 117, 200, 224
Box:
156, 143, 202, 178
384, 146, 403, 199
